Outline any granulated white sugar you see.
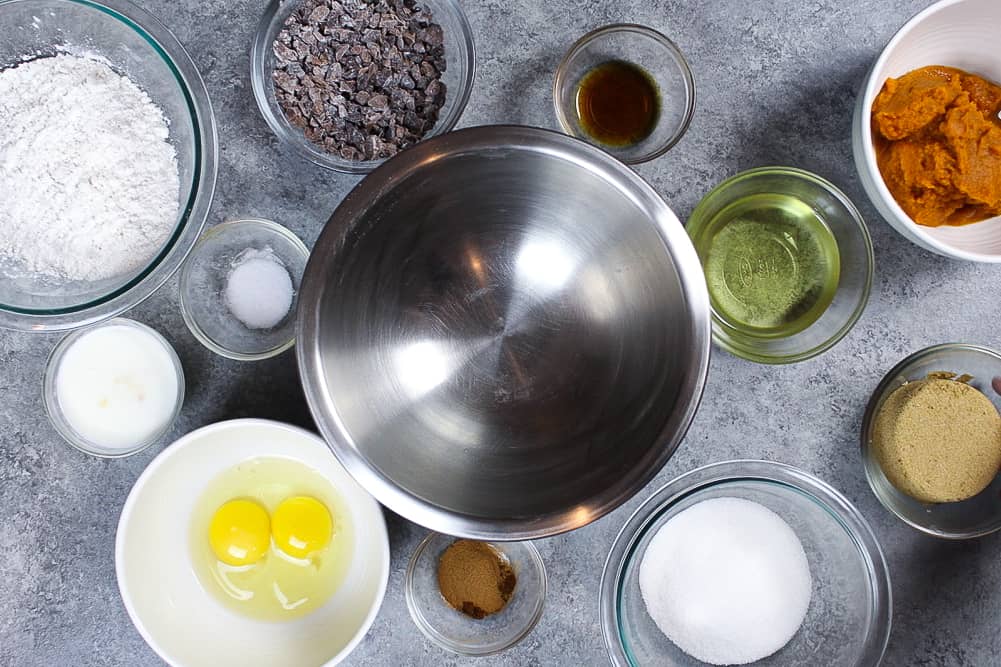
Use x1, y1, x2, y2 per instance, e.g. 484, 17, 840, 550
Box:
638, 497, 812, 665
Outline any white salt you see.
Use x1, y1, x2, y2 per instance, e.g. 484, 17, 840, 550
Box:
638, 497, 812, 665
224, 249, 294, 330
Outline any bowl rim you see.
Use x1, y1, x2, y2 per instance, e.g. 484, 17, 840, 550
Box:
859, 342, 1001, 538
687, 165, 875, 364
598, 459, 892, 667
854, 0, 1001, 263
42, 317, 185, 458
403, 531, 547, 656
551, 22, 697, 164
250, 0, 477, 174
0, 0, 219, 331
178, 218, 309, 362
114, 418, 391, 667
296, 124, 712, 541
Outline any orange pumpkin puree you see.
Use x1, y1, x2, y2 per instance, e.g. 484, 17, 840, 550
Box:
872, 65, 1001, 227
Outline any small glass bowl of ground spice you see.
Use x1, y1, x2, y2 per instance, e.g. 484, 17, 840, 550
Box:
862, 344, 1001, 538
405, 532, 546, 656
179, 219, 309, 361
687, 167, 874, 364
251, 0, 475, 174
553, 24, 695, 164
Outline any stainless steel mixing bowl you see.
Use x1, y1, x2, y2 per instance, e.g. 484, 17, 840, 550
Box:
297, 126, 711, 540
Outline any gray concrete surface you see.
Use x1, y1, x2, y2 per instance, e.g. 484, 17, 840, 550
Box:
2, 0, 999, 664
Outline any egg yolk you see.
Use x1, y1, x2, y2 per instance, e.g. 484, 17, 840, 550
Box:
209, 499, 271, 566
272, 496, 333, 559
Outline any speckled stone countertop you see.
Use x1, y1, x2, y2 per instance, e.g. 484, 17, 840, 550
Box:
2, 0, 1000, 665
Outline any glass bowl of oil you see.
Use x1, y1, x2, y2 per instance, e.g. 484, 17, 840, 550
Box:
688, 167, 874, 364
552, 24, 695, 164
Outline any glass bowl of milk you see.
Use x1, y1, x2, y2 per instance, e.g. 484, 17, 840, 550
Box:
44, 318, 185, 457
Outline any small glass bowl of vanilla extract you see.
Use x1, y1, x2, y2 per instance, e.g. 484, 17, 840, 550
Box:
553, 24, 696, 164
687, 167, 874, 364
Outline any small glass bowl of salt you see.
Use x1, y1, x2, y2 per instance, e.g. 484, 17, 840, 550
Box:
179, 219, 308, 361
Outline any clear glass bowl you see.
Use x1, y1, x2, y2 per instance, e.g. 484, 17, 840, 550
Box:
43, 318, 185, 458
552, 24, 695, 164
179, 219, 309, 361
0, 0, 218, 332
601, 460, 891, 667
861, 343, 1001, 539
250, 0, 475, 174
687, 167, 874, 364
405, 532, 547, 656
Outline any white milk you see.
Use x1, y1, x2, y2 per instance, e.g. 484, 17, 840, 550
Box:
55, 323, 180, 450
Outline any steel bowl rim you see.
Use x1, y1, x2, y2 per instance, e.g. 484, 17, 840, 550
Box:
296, 125, 711, 540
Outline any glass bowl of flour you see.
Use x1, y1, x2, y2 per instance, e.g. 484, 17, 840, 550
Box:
600, 460, 891, 667
0, 0, 217, 332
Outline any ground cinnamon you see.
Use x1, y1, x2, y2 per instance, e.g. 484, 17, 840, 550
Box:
437, 540, 516, 619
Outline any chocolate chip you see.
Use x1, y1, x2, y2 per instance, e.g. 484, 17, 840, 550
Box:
271, 0, 449, 161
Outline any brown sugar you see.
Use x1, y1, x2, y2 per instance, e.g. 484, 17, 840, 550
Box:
871, 65, 1001, 227
872, 377, 1001, 503
437, 540, 516, 619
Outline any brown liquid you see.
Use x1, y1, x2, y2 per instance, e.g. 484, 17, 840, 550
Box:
575, 60, 660, 146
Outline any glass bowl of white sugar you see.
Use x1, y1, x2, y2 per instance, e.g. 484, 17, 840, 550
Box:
600, 460, 891, 667
0, 0, 218, 332
179, 219, 309, 361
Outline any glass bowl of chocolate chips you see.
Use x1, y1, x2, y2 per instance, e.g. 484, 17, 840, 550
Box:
252, 0, 475, 173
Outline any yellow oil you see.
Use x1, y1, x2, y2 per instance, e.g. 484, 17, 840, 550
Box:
189, 457, 353, 621
697, 193, 840, 336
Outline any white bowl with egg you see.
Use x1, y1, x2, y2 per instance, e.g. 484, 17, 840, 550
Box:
116, 419, 389, 667
852, 0, 1001, 262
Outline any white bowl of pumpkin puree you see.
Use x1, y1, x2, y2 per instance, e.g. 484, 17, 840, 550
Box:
852, 0, 1001, 262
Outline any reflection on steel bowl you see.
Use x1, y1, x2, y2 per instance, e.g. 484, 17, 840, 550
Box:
297, 126, 711, 540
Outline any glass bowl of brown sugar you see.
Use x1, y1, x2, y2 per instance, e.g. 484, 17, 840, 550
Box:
861, 343, 1001, 539
404, 532, 547, 656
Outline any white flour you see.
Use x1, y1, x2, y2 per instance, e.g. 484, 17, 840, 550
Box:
0, 54, 180, 282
